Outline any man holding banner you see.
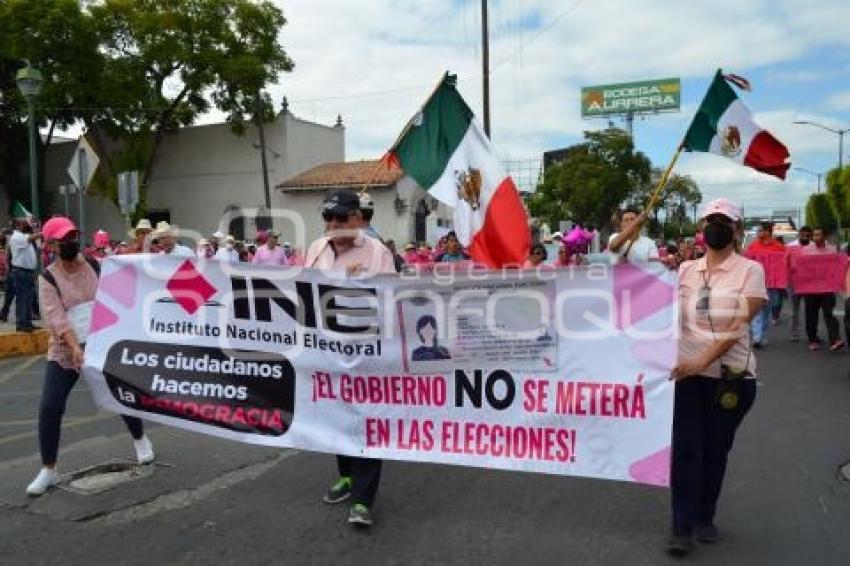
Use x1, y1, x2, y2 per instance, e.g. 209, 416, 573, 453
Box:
786, 227, 813, 341
796, 228, 844, 351
306, 188, 395, 527
745, 222, 785, 348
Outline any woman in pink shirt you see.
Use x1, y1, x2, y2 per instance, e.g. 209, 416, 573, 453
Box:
667, 198, 767, 556
25, 217, 155, 497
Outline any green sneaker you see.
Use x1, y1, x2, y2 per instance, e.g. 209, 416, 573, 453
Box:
323, 476, 352, 504
348, 503, 372, 526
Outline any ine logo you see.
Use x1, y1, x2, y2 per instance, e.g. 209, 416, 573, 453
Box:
230, 276, 380, 336
163, 260, 221, 314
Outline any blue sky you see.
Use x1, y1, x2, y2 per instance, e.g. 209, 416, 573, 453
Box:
184, 1, 850, 215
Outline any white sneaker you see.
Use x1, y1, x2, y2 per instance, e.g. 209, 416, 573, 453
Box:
26, 468, 58, 496
133, 435, 155, 464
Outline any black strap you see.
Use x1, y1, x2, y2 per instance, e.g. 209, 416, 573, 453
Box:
41, 257, 100, 300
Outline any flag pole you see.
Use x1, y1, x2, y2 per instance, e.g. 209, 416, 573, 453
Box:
620, 142, 684, 255
362, 72, 450, 196
645, 143, 684, 212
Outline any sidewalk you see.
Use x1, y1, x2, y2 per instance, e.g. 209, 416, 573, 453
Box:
0, 296, 49, 359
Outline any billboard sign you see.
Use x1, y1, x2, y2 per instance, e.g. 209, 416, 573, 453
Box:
581, 78, 680, 118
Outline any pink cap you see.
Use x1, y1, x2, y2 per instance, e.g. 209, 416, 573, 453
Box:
94, 230, 110, 248
42, 216, 78, 241
699, 198, 741, 221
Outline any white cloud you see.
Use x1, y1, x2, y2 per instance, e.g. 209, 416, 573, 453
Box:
57, 0, 850, 213
264, 1, 848, 152
826, 91, 850, 111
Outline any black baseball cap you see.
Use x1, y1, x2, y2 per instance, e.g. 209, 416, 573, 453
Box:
322, 188, 360, 216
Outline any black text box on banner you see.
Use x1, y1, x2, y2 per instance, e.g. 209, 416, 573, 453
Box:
103, 341, 295, 436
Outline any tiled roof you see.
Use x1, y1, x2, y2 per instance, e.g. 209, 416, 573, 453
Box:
277, 159, 403, 190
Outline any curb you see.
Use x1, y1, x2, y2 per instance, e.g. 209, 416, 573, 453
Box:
0, 329, 49, 359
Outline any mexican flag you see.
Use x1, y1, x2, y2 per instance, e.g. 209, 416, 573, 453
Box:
385, 73, 530, 268
12, 200, 32, 220
683, 69, 790, 179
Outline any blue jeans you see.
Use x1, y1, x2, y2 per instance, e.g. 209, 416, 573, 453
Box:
11, 268, 34, 330
671, 376, 756, 530
39, 361, 144, 465
751, 288, 782, 344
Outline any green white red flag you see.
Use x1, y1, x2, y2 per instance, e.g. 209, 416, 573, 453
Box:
683, 69, 790, 179
385, 73, 530, 268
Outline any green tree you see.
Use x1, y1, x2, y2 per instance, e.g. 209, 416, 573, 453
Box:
825, 164, 850, 237
0, 0, 102, 215
528, 128, 651, 228
87, 0, 294, 189
805, 193, 837, 232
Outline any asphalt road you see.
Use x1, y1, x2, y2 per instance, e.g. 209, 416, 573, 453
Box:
0, 321, 848, 566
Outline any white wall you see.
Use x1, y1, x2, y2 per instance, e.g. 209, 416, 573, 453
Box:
43, 112, 344, 243
146, 112, 344, 238
276, 175, 455, 252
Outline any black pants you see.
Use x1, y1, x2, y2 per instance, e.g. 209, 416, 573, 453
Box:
671, 376, 756, 531
803, 293, 839, 344
1, 272, 16, 317
336, 455, 382, 506
845, 297, 850, 346
39, 361, 144, 465
11, 268, 33, 329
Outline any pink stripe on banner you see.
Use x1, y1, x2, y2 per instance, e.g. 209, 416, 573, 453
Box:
100, 263, 138, 308
628, 445, 671, 487
614, 263, 676, 329
89, 301, 119, 335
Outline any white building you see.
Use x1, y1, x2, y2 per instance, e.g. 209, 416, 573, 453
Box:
275, 159, 454, 249
43, 107, 344, 243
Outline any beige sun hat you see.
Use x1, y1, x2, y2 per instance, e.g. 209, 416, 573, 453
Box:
153, 221, 177, 238
128, 218, 153, 239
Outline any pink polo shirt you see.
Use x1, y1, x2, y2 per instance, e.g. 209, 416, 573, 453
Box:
678, 253, 767, 378
305, 231, 395, 276
39, 259, 99, 370
252, 244, 288, 266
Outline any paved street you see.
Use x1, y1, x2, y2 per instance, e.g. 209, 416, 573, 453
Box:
0, 322, 848, 566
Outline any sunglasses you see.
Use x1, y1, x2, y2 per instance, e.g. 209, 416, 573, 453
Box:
322, 211, 353, 223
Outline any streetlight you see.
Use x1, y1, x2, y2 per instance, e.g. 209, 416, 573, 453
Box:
793, 167, 824, 193
793, 120, 848, 171
16, 63, 43, 222
794, 120, 849, 241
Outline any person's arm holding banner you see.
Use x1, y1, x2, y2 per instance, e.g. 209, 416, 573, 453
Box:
671, 294, 763, 380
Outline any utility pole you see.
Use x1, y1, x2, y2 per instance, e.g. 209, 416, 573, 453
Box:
481, 0, 491, 138
256, 97, 271, 211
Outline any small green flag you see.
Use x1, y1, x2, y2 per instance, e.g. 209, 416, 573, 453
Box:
12, 201, 32, 220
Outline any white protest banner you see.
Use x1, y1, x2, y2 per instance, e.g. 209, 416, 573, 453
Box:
83, 256, 677, 486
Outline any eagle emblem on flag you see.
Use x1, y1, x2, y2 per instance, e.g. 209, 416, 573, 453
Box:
720, 125, 742, 157
455, 167, 482, 210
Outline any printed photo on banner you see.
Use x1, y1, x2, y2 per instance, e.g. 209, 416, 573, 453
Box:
396, 278, 558, 373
